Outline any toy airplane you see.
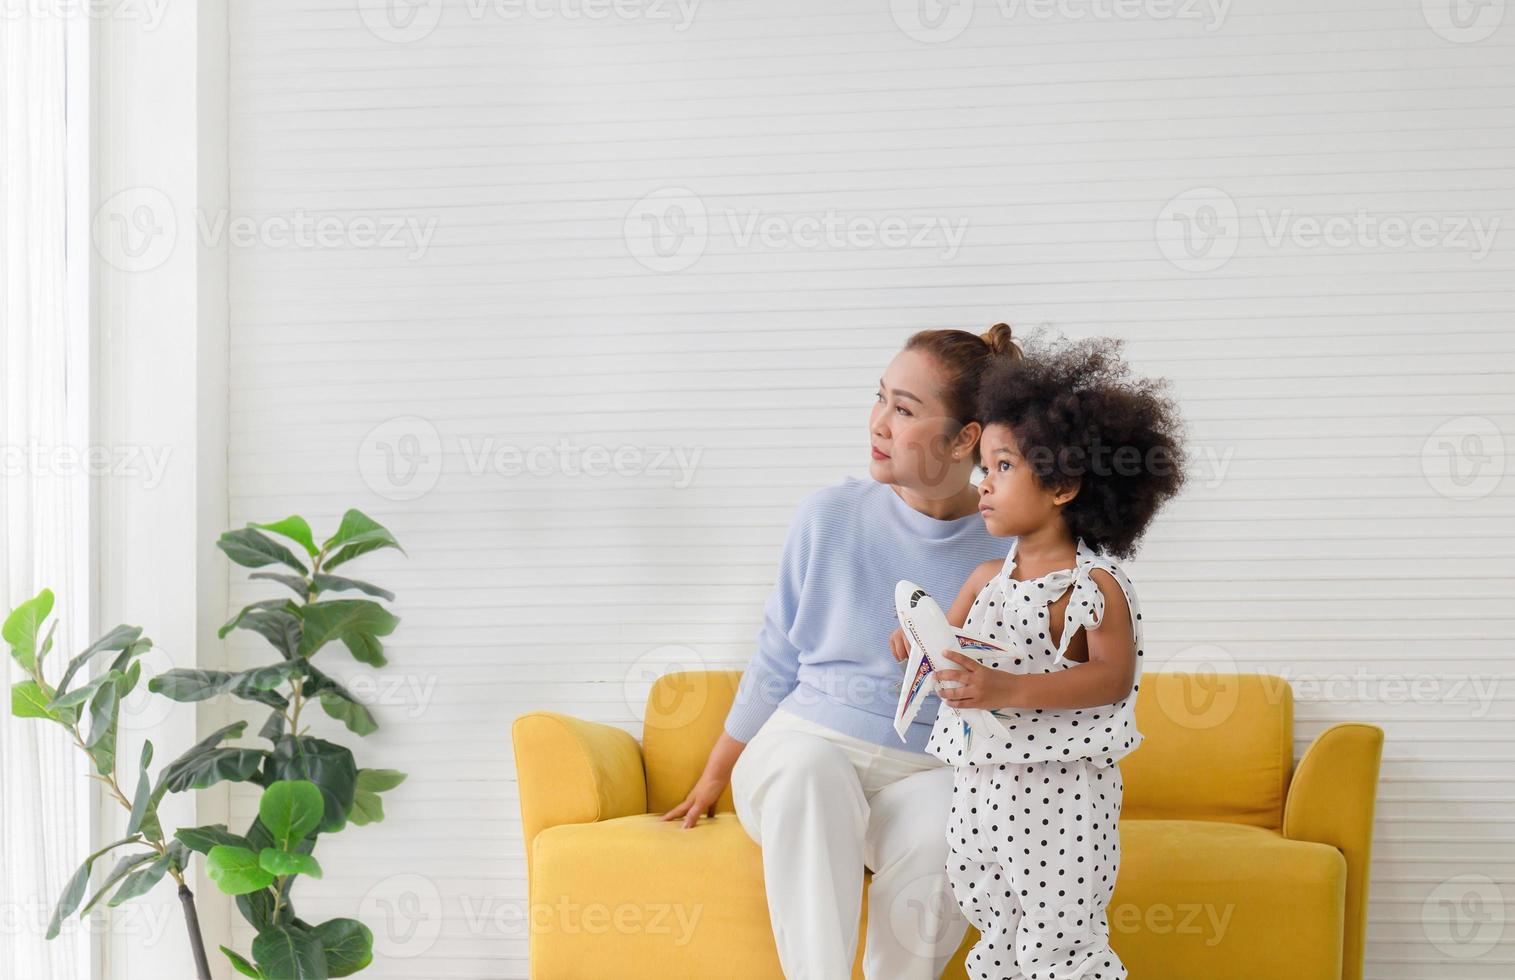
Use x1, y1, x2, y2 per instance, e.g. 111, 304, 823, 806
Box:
894, 580, 1013, 752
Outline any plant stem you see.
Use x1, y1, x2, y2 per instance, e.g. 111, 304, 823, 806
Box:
178, 884, 213, 980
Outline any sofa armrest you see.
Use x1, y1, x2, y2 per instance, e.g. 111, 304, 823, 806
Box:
1282, 722, 1385, 980
512, 712, 648, 878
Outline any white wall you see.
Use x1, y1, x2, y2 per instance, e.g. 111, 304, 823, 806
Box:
223, 1, 1515, 977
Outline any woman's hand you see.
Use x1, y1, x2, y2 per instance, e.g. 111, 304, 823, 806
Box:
890, 625, 910, 662
935, 650, 1016, 710
660, 773, 730, 830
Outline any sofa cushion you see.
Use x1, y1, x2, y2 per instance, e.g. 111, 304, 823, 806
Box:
529, 812, 1345, 980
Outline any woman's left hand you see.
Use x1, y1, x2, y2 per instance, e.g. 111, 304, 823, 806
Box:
935, 650, 1015, 710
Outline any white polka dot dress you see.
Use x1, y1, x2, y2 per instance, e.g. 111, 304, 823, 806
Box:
927, 538, 1144, 980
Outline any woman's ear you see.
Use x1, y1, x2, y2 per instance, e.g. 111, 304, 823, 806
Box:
951, 420, 982, 460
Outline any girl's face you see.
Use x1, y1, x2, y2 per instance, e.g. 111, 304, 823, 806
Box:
868, 348, 978, 499
975, 422, 1076, 537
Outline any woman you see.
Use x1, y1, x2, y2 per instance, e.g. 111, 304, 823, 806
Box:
661, 324, 1022, 980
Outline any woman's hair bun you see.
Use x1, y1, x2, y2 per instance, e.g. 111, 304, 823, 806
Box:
981, 322, 1022, 361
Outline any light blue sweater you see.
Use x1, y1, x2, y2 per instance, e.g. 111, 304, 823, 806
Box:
723, 476, 1012, 754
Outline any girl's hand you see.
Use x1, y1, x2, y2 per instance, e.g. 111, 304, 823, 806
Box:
659, 773, 729, 830
935, 650, 1016, 711
890, 626, 910, 662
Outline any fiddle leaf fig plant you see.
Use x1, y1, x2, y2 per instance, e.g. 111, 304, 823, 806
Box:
148, 508, 408, 978
6, 589, 215, 978
8, 507, 407, 980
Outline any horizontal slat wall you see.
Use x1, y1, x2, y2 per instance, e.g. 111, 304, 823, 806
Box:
226, 2, 1514, 976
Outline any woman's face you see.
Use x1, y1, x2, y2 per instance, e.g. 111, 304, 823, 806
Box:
869, 348, 978, 499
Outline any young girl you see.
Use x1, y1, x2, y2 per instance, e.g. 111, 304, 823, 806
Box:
923, 336, 1186, 980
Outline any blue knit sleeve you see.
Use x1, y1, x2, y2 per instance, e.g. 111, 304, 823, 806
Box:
722, 494, 815, 743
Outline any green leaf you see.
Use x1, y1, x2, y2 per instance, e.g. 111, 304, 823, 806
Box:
158, 721, 264, 793
259, 849, 322, 879
311, 919, 373, 977
36, 618, 57, 671
310, 574, 394, 602
250, 572, 313, 598
127, 741, 163, 841
347, 791, 384, 826
218, 528, 309, 574
149, 663, 302, 704
46, 836, 142, 939
161, 747, 265, 793
298, 600, 399, 662
259, 710, 286, 741
252, 926, 327, 980
251, 516, 319, 558
266, 737, 357, 833
318, 694, 377, 737
80, 850, 158, 917
108, 854, 171, 907
349, 768, 405, 826
237, 888, 278, 933
259, 781, 325, 849
12, 680, 58, 721
48, 669, 122, 710
56, 624, 145, 699
165, 841, 190, 874
207, 845, 276, 895
175, 824, 252, 855
220, 599, 296, 639
4, 588, 54, 672
321, 509, 402, 554
357, 768, 407, 793
221, 946, 263, 980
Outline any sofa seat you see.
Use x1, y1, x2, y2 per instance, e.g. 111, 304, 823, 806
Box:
528, 813, 1348, 980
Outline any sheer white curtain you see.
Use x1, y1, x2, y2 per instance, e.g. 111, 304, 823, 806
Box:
1, 11, 93, 980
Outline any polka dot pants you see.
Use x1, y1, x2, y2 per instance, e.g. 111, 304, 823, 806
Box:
946, 758, 1127, 980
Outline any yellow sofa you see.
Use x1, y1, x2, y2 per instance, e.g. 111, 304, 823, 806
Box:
513, 671, 1383, 980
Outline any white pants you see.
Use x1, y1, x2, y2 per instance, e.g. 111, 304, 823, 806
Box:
731, 707, 970, 980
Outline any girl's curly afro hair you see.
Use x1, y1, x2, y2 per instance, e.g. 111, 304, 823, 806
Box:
976, 336, 1187, 559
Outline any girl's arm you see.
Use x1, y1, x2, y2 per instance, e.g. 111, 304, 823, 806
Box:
939, 568, 1137, 711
